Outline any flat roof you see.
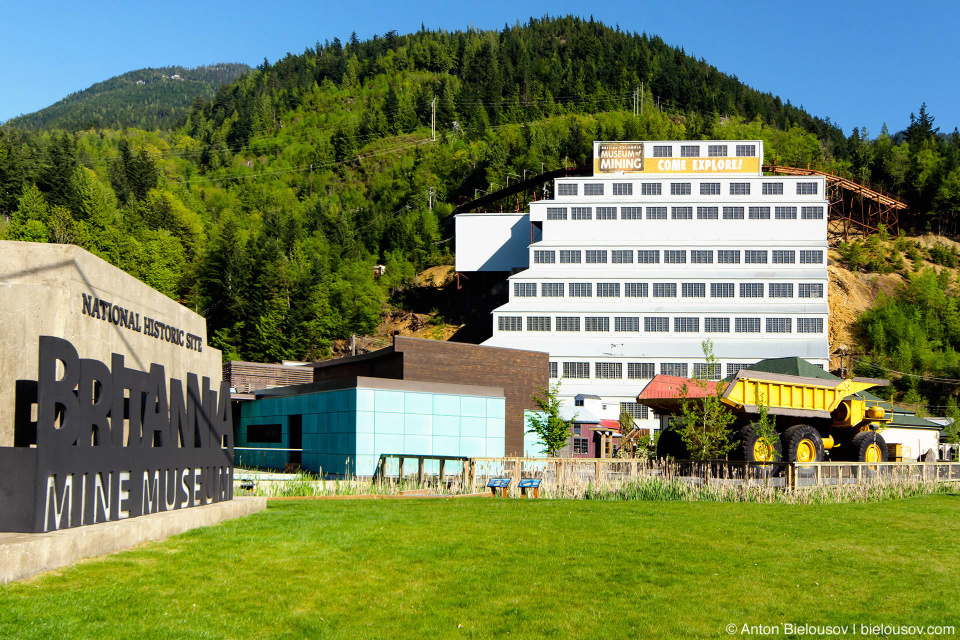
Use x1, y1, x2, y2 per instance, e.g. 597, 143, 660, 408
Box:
253, 375, 504, 399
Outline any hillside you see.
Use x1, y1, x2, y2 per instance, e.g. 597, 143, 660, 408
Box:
6, 63, 251, 131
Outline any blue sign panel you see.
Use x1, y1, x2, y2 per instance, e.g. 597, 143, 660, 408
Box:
487, 478, 511, 488
518, 478, 542, 489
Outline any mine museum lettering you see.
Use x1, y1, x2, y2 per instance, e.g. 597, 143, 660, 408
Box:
0, 336, 234, 533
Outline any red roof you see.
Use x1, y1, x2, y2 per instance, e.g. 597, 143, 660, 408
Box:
636, 375, 720, 414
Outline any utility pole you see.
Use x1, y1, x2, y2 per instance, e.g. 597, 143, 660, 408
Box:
640, 81, 643, 115
431, 96, 437, 141
428, 187, 434, 212
633, 86, 638, 116
309, 164, 314, 197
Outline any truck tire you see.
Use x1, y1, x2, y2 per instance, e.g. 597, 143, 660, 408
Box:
656, 428, 689, 460
849, 430, 888, 465
781, 424, 824, 464
735, 424, 783, 477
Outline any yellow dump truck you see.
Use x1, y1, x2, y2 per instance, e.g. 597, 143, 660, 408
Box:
637, 366, 891, 464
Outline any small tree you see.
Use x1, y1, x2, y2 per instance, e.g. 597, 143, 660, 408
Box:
527, 380, 574, 456
678, 339, 736, 460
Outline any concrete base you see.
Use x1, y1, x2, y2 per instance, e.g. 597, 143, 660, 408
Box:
0, 497, 266, 584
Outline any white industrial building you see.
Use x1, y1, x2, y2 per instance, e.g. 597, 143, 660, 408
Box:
455, 140, 830, 432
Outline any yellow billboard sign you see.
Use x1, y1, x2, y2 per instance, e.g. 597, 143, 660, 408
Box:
593, 142, 761, 174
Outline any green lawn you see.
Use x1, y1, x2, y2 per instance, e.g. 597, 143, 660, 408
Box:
2, 495, 959, 639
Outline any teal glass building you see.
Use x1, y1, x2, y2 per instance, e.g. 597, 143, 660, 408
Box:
235, 377, 506, 476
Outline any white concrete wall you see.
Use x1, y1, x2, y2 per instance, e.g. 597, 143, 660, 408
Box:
882, 427, 941, 460
0, 241, 223, 446
455, 213, 531, 272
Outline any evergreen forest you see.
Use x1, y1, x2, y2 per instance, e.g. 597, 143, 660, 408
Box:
3, 16, 960, 410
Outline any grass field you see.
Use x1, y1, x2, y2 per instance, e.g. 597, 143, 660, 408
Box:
1, 495, 959, 639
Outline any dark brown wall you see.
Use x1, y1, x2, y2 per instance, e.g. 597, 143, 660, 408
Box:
393, 337, 548, 456
312, 352, 404, 381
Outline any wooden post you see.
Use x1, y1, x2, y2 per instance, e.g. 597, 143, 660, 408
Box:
378, 457, 386, 484
816, 464, 821, 487
398, 457, 405, 481
439, 458, 446, 484
418, 457, 425, 485
595, 460, 601, 483
469, 459, 476, 492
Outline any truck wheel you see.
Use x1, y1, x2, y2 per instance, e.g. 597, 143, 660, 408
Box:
781, 424, 824, 464
850, 431, 887, 477
736, 425, 782, 477
656, 428, 689, 460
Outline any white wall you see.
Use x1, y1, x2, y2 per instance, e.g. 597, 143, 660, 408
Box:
455, 213, 530, 272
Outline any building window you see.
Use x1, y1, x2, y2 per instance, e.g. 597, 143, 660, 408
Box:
711, 283, 735, 298
585, 250, 607, 264
697, 206, 719, 220
723, 206, 745, 220
707, 145, 727, 157
726, 363, 750, 376
730, 182, 750, 195
573, 437, 590, 454
797, 318, 824, 333
612, 183, 632, 196
740, 283, 764, 298
549, 362, 558, 378
762, 182, 784, 195
704, 317, 730, 333
595, 362, 622, 379
612, 250, 634, 264
563, 362, 590, 378
247, 424, 283, 444
557, 183, 578, 196
557, 317, 581, 332
691, 250, 713, 264
547, 207, 568, 220
597, 283, 620, 297
735, 144, 756, 157
596, 206, 617, 220
646, 206, 667, 219
620, 401, 649, 419
775, 206, 798, 220
661, 363, 688, 377
769, 283, 794, 298
749, 206, 771, 220
585, 317, 610, 332
682, 283, 706, 298
700, 182, 721, 195
798, 283, 824, 298
541, 282, 564, 297
694, 363, 722, 379
772, 250, 796, 264
615, 316, 640, 332
672, 206, 693, 220
584, 183, 604, 196
534, 250, 556, 264
627, 363, 656, 380
644, 317, 669, 332
653, 145, 672, 157
621, 206, 642, 220
680, 145, 700, 158
744, 250, 768, 264
674, 317, 700, 333
527, 316, 551, 332
797, 182, 818, 195
641, 183, 662, 196
498, 316, 522, 331
637, 250, 660, 264
670, 182, 692, 196
800, 250, 824, 264
560, 250, 582, 264
514, 282, 537, 297
766, 318, 792, 333
571, 207, 592, 220
801, 206, 824, 220
664, 250, 686, 264
717, 250, 740, 264
625, 282, 648, 297
735, 318, 761, 333
653, 283, 677, 298
569, 282, 592, 297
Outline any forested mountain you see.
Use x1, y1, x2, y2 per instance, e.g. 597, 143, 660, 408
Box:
2, 16, 959, 412
6, 64, 251, 131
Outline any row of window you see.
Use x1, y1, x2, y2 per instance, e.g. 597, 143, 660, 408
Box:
548, 361, 822, 380
652, 143, 757, 158
544, 204, 824, 220
513, 281, 824, 299
532, 249, 824, 265
498, 315, 824, 334
554, 181, 819, 197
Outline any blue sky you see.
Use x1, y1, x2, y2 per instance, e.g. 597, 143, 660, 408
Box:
2, 0, 957, 137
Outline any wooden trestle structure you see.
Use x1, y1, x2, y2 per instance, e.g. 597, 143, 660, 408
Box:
763, 165, 910, 242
